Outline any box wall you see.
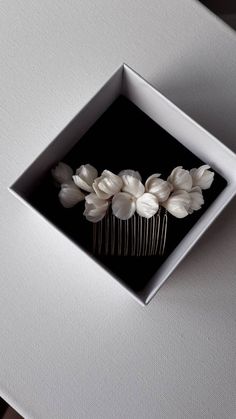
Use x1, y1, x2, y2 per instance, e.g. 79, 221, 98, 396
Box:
11, 65, 124, 197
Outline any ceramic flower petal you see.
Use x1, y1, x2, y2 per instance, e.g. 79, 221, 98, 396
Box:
99, 170, 123, 194
167, 166, 192, 192
162, 190, 191, 218
52, 162, 73, 184
145, 174, 172, 202
84, 206, 108, 222
58, 182, 85, 208
73, 164, 98, 192
84, 193, 109, 222
136, 193, 159, 218
188, 186, 204, 214
85, 192, 108, 208
93, 170, 123, 199
93, 178, 110, 199
190, 165, 214, 190
112, 192, 136, 220
121, 174, 145, 198
118, 169, 142, 181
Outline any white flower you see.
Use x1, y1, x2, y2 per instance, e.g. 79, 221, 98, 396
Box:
73, 164, 98, 192
167, 166, 192, 192
52, 162, 73, 184
84, 193, 109, 222
112, 191, 159, 220
93, 170, 123, 199
120, 173, 145, 198
162, 190, 191, 218
188, 186, 204, 214
58, 182, 85, 208
118, 169, 142, 181
136, 193, 159, 218
145, 174, 172, 202
112, 192, 136, 220
190, 165, 214, 190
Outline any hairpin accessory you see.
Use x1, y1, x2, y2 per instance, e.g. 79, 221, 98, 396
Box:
52, 163, 214, 256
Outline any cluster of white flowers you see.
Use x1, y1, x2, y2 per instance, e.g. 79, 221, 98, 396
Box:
52, 162, 214, 222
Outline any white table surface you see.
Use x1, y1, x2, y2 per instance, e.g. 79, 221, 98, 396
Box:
1, 1, 236, 418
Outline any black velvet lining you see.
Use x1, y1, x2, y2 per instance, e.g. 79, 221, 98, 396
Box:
29, 95, 227, 293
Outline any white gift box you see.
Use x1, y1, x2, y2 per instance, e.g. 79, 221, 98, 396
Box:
10, 64, 236, 305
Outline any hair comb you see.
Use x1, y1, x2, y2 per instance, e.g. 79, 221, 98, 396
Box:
52, 163, 214, 257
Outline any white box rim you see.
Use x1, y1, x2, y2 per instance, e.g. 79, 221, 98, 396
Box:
10, 63, 236, 305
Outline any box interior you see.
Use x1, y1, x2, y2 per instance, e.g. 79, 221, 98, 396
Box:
25, 95, 227, 296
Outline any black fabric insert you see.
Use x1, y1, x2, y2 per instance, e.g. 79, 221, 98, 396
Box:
29, 95, 227, 293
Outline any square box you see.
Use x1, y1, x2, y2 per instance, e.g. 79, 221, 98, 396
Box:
10, 64, 236, 305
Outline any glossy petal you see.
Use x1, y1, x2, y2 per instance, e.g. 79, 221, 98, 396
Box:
167, 166, 192, 191
112, 192, 136, 220
162, 190, 191, 218
93, 178, 110, 199
121, 174, 145, 198
73, 164, 98, 192
136, 193, 159, 218
58, 183, 85, 208
84, 193, 108, 222
145, 174, 172, 202
98, 170, 123, 194
188, 186, 204, 214
52, 162, 73, 184
84, 206, 107, 223
93, 170, 123, 199
190, 165, 214, 190
118, 169, 142, 181
85, 193, 108, 208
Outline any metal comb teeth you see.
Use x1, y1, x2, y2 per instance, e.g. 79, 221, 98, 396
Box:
93, 208, 168, 256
